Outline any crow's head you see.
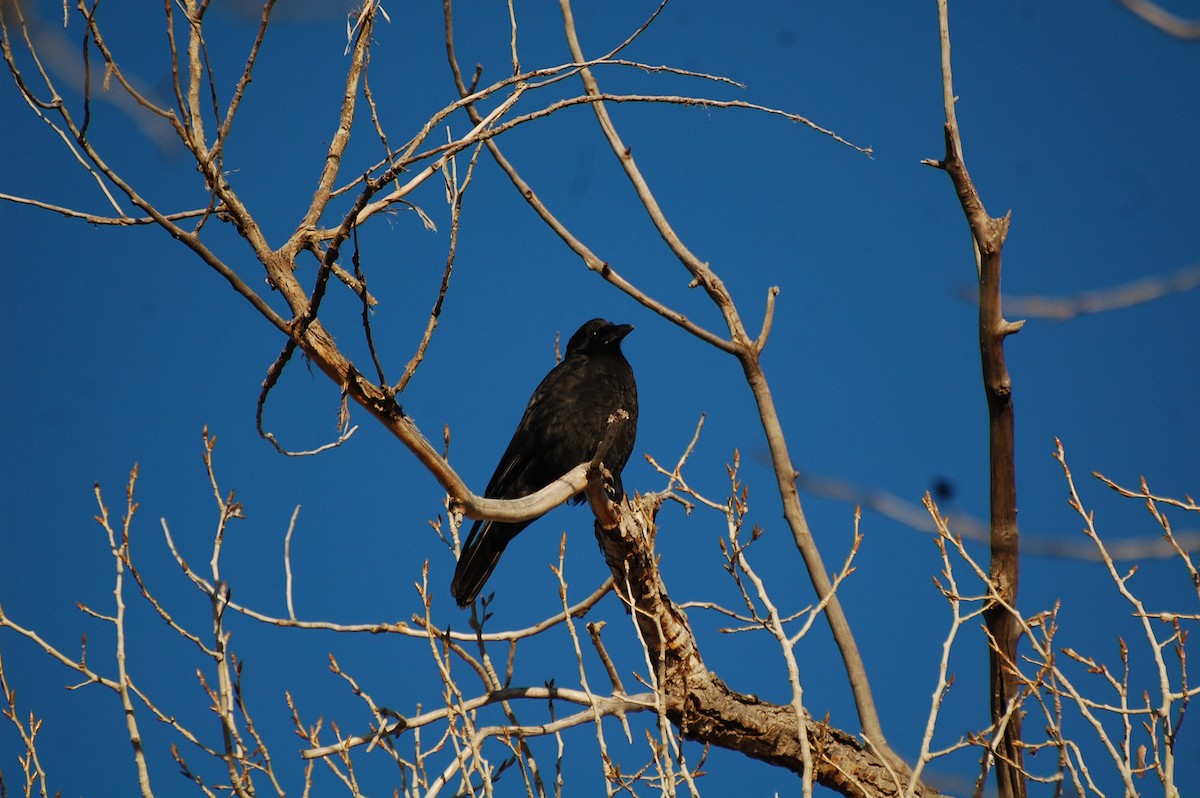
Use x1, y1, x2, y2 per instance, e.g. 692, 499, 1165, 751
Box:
565, 318, 633, 357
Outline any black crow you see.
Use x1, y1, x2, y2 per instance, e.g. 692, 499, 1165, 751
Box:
451, 318, 638, 607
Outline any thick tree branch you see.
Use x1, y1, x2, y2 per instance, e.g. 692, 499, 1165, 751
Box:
586, 494, 945, 798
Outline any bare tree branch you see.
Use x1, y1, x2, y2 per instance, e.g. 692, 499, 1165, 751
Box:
993, 261, 1200, 320
1120, 0, 1200, 39
925, 2, 1025, 795
797, 468, 1200, 560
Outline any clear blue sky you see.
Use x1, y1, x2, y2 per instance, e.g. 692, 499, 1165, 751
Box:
2, 2, 1198, 795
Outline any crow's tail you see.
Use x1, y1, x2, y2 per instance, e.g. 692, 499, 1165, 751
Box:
450, 519, 530, 607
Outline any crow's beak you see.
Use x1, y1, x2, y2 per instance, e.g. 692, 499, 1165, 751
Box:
608, 323, 634, 343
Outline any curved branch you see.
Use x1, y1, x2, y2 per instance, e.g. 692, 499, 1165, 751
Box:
162, 518, 616, 641
1120, 0, 1200, 39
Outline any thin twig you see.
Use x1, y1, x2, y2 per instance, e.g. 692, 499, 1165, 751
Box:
284, 505, 301, 621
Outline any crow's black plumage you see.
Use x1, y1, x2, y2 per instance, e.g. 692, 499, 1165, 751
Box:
450, 318, 638, 608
